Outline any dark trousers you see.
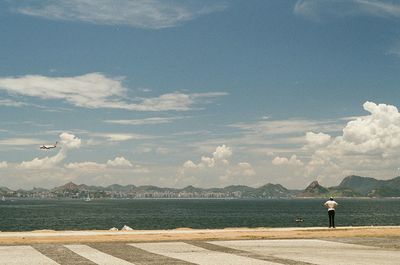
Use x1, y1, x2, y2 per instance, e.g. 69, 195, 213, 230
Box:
328, 210, 335, 228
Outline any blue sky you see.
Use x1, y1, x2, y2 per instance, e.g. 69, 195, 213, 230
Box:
2, 0, 400, 189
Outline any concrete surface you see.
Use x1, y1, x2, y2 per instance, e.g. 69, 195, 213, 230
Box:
130, 242, 279, 265
0, 245, 59, 265
212, 239, 400, 265
0, 238, 399, 265
65, 245, 134, 265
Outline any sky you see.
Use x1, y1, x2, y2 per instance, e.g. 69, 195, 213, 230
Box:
2, 0, 400, 189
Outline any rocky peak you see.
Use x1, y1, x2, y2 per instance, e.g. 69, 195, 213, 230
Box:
56, 182, 79, 191
304, 180, 328, 194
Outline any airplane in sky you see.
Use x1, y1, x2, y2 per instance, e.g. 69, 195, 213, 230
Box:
40, 142, 58, 150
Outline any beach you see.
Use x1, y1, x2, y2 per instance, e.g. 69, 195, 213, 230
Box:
0, 226, 399, 245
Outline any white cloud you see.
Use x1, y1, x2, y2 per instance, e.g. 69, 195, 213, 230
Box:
219, 162, 256, 183
225, 117, 342, 158
272, 155, 303, 166
183, 145, 232, 169
179, 145, 257, 186
354, 0, 400, 17
134, 92, 227, 111
201, 156, 215, 168
104, 117, 180, 125
65, 161, 106, 171
305, 132, 331, 147
92, 133, 148, 142
294, 0, 400, 19
0, 99, 27, 107
0, 73, 124, 108
303, 101, 400, 181
0, 138, 44, 146
19, 151, 65, 170
237, 162, 256, 176
13, 0, 227, 29
106, 156, 133, 167
213, 145, 233, 160
18, 133, 81, 169
65, 156, 147, 172
0, 161, 8, 168
60, 132, 82, 149
230, 118, 341, 136
0, 73, 227, 111
183, 160, 199, 169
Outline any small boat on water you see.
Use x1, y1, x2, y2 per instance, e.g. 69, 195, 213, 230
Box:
295, 217, 304, 223
84, 193, 91, 202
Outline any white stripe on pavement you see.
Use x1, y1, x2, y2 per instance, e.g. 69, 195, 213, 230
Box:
210, 239, 400, 265
65, 244, 134, 265
130, 242, 280, 265
0, 246, 59, 265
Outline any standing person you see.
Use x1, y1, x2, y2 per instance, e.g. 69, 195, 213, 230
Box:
324, 197, 338, 228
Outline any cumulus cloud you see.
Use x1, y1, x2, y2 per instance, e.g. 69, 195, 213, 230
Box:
219, 162, 256, 183
213, 145, 233, 160
237, 162, 256, 176
19, 133, 81, 169
179, 145, 256, 186
303, 101, 400, 180
272, 155, 304, 166
340, 101, 400, 153
305, 132, 331, 148
106, 156, 133, 167
0, 73, 227, 111
183, 160, 199, 169
13, 0, 227, 29
60, 132, 81, 149
183, 145, 232, 169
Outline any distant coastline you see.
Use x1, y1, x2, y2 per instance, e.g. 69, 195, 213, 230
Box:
1, 175, 400, 199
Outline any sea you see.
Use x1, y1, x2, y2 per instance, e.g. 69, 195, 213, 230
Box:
0, 198, 399, 231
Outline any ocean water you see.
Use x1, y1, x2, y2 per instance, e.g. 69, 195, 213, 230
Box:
0, 198, 399, 231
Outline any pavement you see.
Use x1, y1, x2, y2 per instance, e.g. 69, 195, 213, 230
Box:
0, 238, 400, 265
1, 227, 400, 264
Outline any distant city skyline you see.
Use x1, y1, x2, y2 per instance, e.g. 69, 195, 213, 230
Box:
1, 0, 400, 189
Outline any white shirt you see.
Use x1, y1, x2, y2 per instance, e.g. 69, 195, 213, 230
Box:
324, 200, 338, 211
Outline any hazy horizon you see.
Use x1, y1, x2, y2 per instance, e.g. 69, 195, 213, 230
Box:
2, 1, 400, 190
3, 173, 392, 191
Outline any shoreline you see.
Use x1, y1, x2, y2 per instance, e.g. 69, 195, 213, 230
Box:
0, 226, 399, 245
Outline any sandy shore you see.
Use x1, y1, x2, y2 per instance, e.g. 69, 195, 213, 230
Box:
0, 226, 399, 245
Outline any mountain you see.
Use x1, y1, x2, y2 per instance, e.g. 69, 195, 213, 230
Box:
298, 181, 329, 197
0, 186, 12, 195
295, 175, 400, 198
106, 184, 132, 192
181, 185, 203, 193
53, 182, 79, 192
335, 175, 400, 197
252, 183, 293, 198
337, 175, 381, 195
222, 185, 255, 193
3, 175, 400, 198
